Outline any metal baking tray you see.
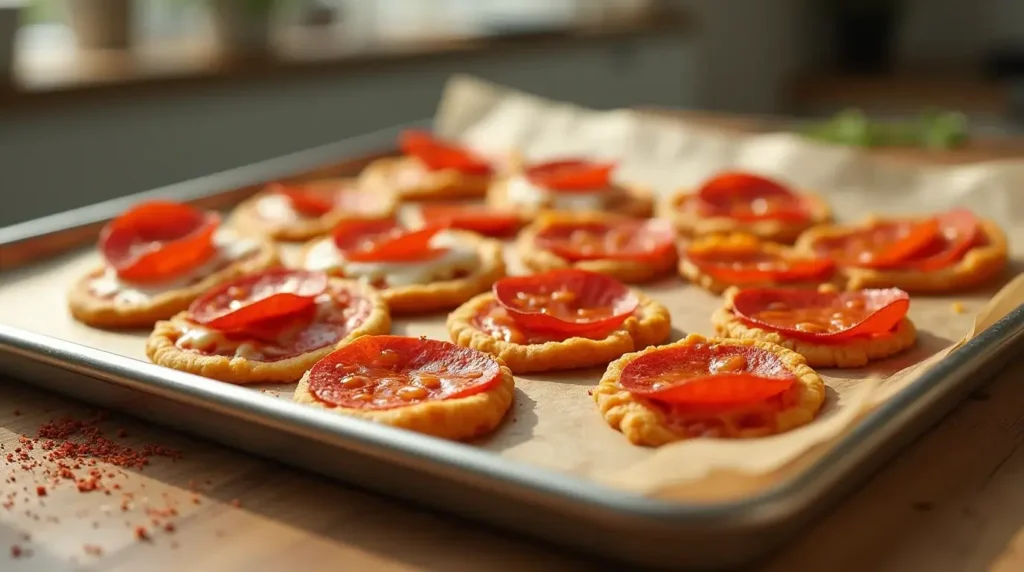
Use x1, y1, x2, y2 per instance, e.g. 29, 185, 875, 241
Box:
2, 121, 1023, 570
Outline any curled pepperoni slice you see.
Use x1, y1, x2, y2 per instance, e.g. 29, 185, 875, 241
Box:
894, 209, 980, 271
811, 218, 940, 269
619, 343, 796, 408
695, 172, 810, 222
399, 130, 493, 175
307, 335, 502, 410
535, 218, 676, 263
685, 237, 833, 284
189, 270, 328, 337
100, 201, 220, 284
332, 219, 447, 263
526, 160, 615, 192
493, 269, 639, 336
268, 182, 335, 217
419, 203, 521, 237
732, 287, 910, 342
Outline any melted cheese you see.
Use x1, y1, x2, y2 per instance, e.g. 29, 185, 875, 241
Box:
175, 293, 336, 360
253, 193, 301, 222
504, 175, 610, 211
302, 231, 479, 287
88, 229, 261, 306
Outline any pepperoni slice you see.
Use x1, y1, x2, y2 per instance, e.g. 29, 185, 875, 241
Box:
306, 335, 502, 410
99, 201, 220, 284
189, 270, 328, 337
811, 218, 940, 268
895, 209, 980, 271
685, 238, 834, 284
526, 160, 615, 192
268, 182, 335, 217
419, 203, 521, 237
534, 218, 676, 263
619, 343, 797, 408
732, 287, 910, 342
492, 269, 639, 336
695, 172, 810, 222
332, 219, 447, 263
399, 130, 493, 176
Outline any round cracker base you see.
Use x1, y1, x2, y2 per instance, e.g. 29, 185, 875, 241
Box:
293, 364, 515, 441
145, 279, 391, 384
794, 217, 1009, 293
68, 239, 280, 330
593, 333, 826, 447
678, 257, 830, 296
447, 292, 672, 374
358, 156, 490, 201
515, 215, 678, 284
299, 230, 506, 315
658, 191, 831, 244
229, 180, 398, 242
711, 305, 917, 368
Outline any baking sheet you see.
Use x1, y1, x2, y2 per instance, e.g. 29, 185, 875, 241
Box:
1, 75, 1023, 504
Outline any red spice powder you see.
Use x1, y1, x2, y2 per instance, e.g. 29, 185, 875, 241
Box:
35, 486, 46, 497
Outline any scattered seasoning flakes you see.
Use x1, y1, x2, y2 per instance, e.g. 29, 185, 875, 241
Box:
230, 499, 241, 508
35, 486, 47, 497
164, 522, 176, 533
10, 545, 22, 558
13, 409, 21, 416
84, 545, 103, 556
134, 526, 150, 541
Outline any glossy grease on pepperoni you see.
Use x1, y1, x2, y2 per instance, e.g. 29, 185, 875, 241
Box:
526, 160, 615, 192
307, 335, 502, 410
399, 130, 493, 175
732, 287, 910, 342
419, 204, 521, 237
619, 343, 796, 408
189, 269, 327, 334
332, 219, 446, 263
685, 239, 833, 284
100, 201, 220, 284
534, 218, 676, 262
695, 172, 809, 222
492, 269, 639, 336
811, 218, 940, 269
890, 209, 980, 271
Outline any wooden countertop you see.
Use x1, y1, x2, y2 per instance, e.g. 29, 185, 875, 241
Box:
2, 112, 1023, 571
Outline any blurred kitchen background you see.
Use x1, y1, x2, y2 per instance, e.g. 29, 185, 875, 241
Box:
1, 0, 1023, 226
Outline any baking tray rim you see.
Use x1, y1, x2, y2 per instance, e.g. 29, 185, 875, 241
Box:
1, 119, 1022, 532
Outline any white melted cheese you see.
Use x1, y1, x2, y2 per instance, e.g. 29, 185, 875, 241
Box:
253, 193, 301, 222
175, 293, 336, 360
88, 229, 261, 306
302, 230, 479, 287
504, 175, 610, 211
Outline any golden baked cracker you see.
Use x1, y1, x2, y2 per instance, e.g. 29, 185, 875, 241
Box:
658, 190, 831, 244
146, 279, 390, 384
679, 233, 837, 295
358, 156, 491, 201
593, 334, 826, 447
794, 216, 1009, 293
447, 291, 672, 374
515, 212, 678, 284
711, 286, 917, 368
293, 364, 515, 441
298, 230, 506, 314
68, 239, 280, 330
228, 179, 398, 242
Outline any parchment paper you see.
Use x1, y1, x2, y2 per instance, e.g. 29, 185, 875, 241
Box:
1, 74, 1022, 503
